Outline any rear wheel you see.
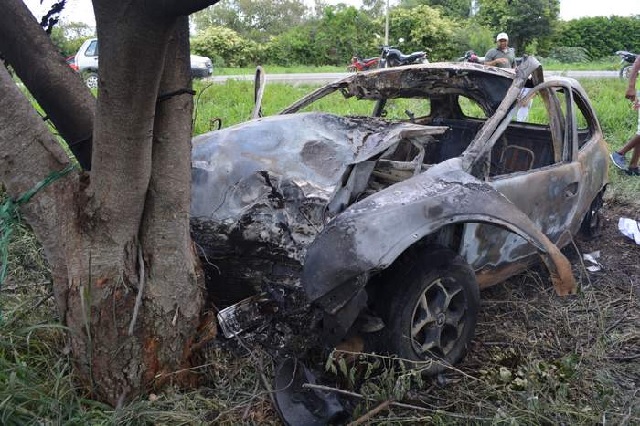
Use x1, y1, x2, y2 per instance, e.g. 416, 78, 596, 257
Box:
380, 246, 480, 375
580, 191, 604, 238
84, 72, 99, 89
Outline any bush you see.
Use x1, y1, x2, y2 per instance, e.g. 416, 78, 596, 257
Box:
548, 46, 590, 63
554, 16, 640, 59
191, 26, 261, 68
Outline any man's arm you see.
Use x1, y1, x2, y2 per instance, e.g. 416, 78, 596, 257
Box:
484, 49, 507, 67
625, 55, 640, 101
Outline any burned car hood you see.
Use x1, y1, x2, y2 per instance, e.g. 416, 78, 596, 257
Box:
191, 112, 441, 260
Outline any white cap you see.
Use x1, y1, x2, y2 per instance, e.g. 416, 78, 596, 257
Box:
496, 32, 509, 41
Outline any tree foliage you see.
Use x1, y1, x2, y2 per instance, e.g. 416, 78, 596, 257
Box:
385, 5, 460, 61
49, 21, 94, 57
475, 0, 560, 54
399, 0, 472, 19
267, 5, 380, 66
191, 25, 260, 67
554, 16, 640, 59
191, 0, 308, 43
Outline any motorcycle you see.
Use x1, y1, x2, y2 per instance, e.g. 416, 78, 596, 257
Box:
615, 50, 638, 79
379, 45, 428, 68
347, 55, 380, 72
459, 50, 481, 63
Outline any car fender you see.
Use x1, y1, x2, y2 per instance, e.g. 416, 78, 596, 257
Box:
302, 159, 576, 314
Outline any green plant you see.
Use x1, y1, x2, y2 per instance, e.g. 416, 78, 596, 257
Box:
549, 46, 590, 63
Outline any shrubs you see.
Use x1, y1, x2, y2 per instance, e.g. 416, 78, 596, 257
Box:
191, 26, 262, 68
548, 46, 591, 63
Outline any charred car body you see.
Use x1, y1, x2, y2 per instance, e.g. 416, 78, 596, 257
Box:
191, 57, 608, 370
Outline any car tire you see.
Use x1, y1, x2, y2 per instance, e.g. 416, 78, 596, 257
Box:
380, 245, 480, 375
84, 72, 99, 89
580, 191, 604, 238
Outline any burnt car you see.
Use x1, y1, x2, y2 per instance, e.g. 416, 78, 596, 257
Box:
190, 57, 608, 371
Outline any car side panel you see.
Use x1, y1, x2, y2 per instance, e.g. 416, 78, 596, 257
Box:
302, 161, 576, 312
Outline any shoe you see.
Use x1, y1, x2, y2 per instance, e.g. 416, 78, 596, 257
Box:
626, 167, 640, 176
610, 151, 627, 170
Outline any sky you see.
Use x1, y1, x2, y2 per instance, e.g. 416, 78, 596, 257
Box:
23, 0, 640, 27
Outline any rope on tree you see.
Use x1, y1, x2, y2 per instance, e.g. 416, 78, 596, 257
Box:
0, 164, 76, 287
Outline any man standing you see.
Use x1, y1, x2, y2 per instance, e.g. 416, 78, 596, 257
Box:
610, 54, 640, 176
484, 32, 515, 68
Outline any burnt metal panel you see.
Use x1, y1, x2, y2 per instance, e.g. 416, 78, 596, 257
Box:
302, 158, 576, 315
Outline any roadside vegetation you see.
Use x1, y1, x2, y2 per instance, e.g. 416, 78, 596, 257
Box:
51, 1, 639, 73
1, 74, 638, 423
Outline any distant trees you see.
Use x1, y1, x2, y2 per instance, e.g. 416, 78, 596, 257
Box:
475, 0, 560, 54
399, 0, 473, 20
49, 21, 94, 57
387, 5, 461, 60
191, 0, 309, 43
48, 0, 640, 68
191, 26, 260, 67
554, 16, 640, 59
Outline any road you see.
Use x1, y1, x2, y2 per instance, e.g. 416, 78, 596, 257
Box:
207, 70, 619, 86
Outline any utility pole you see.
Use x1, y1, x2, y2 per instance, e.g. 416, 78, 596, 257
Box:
384, 0, 389, 45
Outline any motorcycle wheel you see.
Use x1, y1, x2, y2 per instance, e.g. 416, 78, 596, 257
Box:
347, 65, 357, 72
620, 65, 632, 79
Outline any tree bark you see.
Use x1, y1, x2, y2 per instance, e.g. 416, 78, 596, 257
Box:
1, 0, 219, 405
0, 0, 95, 170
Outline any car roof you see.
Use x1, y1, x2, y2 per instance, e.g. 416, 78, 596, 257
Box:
281, 62, 517, 115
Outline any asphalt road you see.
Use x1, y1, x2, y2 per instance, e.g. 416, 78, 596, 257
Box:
207, 70, 619, 86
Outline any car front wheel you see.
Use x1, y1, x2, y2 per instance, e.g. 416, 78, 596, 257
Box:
381, 246, 480, 374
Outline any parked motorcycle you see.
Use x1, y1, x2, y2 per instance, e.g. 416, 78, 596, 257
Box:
379, 45, 428, 68
615, 50, 638, 79
459, 50, 481, 63
347, 55, 380, 72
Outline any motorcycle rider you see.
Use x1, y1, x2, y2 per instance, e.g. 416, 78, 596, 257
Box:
484, 32, 515, 68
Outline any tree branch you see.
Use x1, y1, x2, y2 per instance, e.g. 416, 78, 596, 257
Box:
0, 0, 95, 170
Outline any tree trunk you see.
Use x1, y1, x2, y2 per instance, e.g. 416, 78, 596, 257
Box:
0, 0, 219, 405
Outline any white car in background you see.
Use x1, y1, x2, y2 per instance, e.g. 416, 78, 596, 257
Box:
74, 38, 213, 89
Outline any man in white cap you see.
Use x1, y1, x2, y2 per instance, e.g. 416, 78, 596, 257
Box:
484, 32, 515, 68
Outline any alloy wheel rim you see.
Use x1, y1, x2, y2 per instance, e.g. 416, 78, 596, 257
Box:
409, 276, 467, 358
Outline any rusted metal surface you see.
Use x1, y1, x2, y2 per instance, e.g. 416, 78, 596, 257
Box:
191, 58, 608, 343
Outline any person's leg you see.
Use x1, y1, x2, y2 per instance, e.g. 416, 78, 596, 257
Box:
611, 108, 640, 170
617, 134, 640, 155
626, 146, 640, 175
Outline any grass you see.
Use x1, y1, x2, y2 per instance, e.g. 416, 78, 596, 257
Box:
2, 75, 640, 424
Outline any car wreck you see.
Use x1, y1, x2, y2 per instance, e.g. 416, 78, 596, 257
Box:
190, 57, 608, 373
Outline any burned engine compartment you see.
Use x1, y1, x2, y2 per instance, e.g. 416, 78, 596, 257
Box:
191, 112, 449, 309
